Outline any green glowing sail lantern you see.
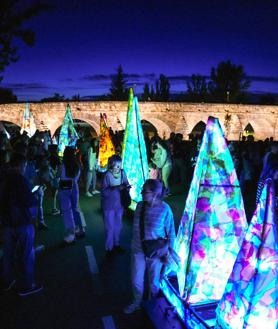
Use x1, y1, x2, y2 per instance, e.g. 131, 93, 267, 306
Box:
122, 88, 149, 209
174, 116, 248, 304
58, 104, 79, 156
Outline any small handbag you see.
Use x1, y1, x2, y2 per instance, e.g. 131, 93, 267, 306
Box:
140, 202, 169, 259
59, 179, 73, 190
142, 238, 168, 258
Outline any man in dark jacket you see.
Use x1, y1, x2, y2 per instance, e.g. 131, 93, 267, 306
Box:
0, 153, 43, 296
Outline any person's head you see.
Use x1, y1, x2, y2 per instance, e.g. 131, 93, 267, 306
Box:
141, 179, 166, 205
63, 146, 76, 161
271, 143, 278, 154
108, 154, 122, 175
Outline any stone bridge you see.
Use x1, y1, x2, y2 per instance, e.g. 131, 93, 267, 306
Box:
0, 101, 277, 141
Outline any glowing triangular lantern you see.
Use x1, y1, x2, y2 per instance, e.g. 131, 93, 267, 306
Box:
216, 179, 278, 329
21, 102, 37, 137
58, 104, 79, 156
122, 88, 149, 208
97, 113, 115, 171
174, 116, 247, 304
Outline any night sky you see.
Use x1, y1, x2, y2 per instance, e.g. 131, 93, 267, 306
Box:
2, 0, 278, 101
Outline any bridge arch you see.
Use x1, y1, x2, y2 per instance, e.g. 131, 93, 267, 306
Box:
50, 113, 99, 137
0, 120, 21, 135
140, 114, 172, 139
0, 114, 21, 128
189, 121, 206, 139
141, 119, 157, 138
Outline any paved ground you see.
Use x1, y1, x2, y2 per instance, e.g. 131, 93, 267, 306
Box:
0, 178, 256, 329
0, 182, 188, 329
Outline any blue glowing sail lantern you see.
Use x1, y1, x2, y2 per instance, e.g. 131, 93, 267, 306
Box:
58, 104, 79, 156
172, 116, 247, 305
216, 179, 278, 329
122, 89, 149, 209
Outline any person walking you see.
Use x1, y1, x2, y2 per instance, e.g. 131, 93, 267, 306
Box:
101, 154, 130, 255
58, 146, 86, 244
0, 153, 43, 296
124, 179, 176, 314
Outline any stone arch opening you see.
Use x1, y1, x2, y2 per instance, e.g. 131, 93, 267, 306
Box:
140, 115, 172, 139
53, 119, 98, 140
0, 120, 21, 136
243, 123, 255, 140
141, 119, 157, 139
189, 121, 206, 139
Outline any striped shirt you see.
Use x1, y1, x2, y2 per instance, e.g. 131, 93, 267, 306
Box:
131, 201, 176, 253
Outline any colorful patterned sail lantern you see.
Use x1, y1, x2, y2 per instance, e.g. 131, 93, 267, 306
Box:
173, 116, 248, 304
58, 104, 79, 156
122, 88, 149, 208
21, 102, 37, 137
216, 179, 278, 329
97, 113, 115, 171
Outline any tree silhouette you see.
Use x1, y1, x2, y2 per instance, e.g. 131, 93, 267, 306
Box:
0, 87, 17, 103
41, 93, 65, 102
141, 83, 151, 101
0, 1, 52, 81
155, 74, 170, 101
72, 93, 81, 101
109, 65, 128, 100
186, 74, 208, 102
208, 60, 250, 103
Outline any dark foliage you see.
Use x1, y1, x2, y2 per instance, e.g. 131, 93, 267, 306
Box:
109, 65, 128, 101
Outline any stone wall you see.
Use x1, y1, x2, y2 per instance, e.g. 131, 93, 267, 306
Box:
0, 101, 277, 140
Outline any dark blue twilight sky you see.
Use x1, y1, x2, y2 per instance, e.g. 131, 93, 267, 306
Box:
2, 0, 278, 101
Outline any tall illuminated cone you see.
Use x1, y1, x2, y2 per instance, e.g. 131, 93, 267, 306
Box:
121, 88, 149, 208
216, 179, 278, 329
58, 104, 79, 156
21, 102, 37, 137
173, 116, 247, 304
97, 113, 115, 171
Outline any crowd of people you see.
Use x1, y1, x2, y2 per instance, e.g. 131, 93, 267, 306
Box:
0, 126, 277, 310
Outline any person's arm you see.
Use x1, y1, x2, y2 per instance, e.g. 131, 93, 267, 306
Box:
121, 170, 131, 188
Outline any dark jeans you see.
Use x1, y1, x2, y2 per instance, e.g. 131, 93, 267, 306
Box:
3, 224, 35, 289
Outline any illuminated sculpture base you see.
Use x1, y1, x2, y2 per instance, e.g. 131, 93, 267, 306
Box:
144, 275, 218, 329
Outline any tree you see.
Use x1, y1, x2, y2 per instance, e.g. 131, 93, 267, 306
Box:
259, 94, 276, 105
155, 74, 170, 101
0, 1, 52, 81
141, 83, 151, 101
0, 87, 17, 103
208, 60, 250, 103
186, 74, 208, 102
72, 93, 80, 101
41, 93, 65, 102
109, 65, 128, 100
